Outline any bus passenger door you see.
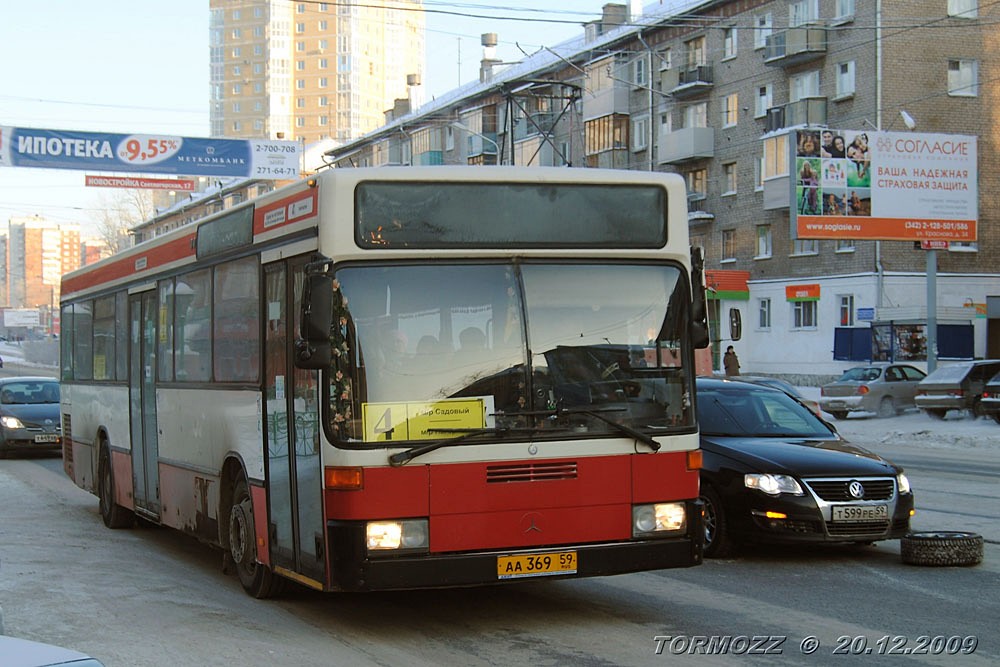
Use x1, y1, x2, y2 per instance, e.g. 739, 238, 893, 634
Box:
263, 260, 325, 583
129, 290, 161, 519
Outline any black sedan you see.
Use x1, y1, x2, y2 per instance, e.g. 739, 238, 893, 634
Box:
696, 377, 914, 557
0, 377, 62, 458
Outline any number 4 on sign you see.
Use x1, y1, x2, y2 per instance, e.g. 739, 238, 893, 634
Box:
374, 407, 394, 440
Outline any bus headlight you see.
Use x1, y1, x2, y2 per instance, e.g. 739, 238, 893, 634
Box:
632, 503, 687, 537
1, 415, 24, 429
366, 519, 429, 554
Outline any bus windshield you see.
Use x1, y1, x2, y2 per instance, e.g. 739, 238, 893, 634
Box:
328, 261, 694, 446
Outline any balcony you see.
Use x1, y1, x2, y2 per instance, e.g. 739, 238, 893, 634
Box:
513, 112, 557, 141
669, 65, 714, 98
657, 126, 714, 165
582, 83, 630, 121
786, 97, 827, 126
764, 27, 827, 67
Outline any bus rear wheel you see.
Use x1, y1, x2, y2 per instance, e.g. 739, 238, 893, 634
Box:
98, 444, 133, 529
228, 477, 282, 599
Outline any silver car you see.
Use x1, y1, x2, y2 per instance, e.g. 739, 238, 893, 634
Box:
820, 364, 926, 419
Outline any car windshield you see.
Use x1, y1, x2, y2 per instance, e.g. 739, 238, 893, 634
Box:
0, 381, 60, 404
839, 367, 881, 382
326, 261, 697, 446
697, 383, 832, 438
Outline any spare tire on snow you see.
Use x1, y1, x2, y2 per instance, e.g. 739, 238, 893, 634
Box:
900, 531, 984, 566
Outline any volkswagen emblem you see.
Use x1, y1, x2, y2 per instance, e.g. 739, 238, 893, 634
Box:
848, 480, 865, 499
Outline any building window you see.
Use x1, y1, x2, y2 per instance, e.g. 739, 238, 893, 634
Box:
722, 93, 739, 127
658, 47, 672, 70
755, 85, 772, 117
836, 0, 856, 19
631, 116, 649, 151
949, 241, 978, 252
723, 27, 737, 59
763, 134, 789, 178
789, 0, 819, 27
296, 97, 305, 108
232, 28, 241, 39
253, 63, 263, 74
232, 102, 241, 113
836, 239, 855, 252
232, 47, 241, 58
296, 41, 305, 52
722, 229, 736, 261
233, 65, 241, 76
584, 114, 629, 155
793, 301, 817, 328
839, 295, 855, 326
793, 239, 818, 255
754, 13, 772, 49
790, 70, 820, 102
756, 225, 772, 258
633, 57, 647, 87
319, 38, 328, 49
319, 20, 328, 30
233, 83, 242, 95
296, 22, 305, 33
296, 117, 305, 127
297, 2, 306, 12
254, 45, 263, 56
253, 26, 264, 38
755, 156, 765, 191
318, 77, 328, 88
836, 61, 856, 97
296, 60, 305, 71
683, 102, 708, 128
687, 168, 707, 200
319, 116, 328, 126
685, 36, 706, 68
948, 0, 978, 17
948, 59, 978, 96
758, 298, 771, 329
659, 111, 672, 135
319, 95, 328, 106
319, 58, 328, 69
723, 162, 737, 195
296, 79, 305, 89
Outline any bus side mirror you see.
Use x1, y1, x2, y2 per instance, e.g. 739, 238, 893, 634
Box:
690, 245, 710, 349
729, 308, 742, 342
295, 273, 333, 369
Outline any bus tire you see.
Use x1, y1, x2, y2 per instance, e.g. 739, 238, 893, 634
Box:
228, 476, 283, 599
98, 443, 133, 529
900, 531, 983, 567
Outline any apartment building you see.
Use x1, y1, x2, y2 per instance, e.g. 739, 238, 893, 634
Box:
209, 0, 425, 143
0, 215, 80, 311
322, 0, 1000, 381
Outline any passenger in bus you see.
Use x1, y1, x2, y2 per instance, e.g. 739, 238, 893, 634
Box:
458, 327, 486, 354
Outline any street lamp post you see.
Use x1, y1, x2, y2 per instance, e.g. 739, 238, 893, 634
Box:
449, 121, 501, 164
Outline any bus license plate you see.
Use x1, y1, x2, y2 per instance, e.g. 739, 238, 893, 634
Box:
497, 551, 577, 580
34, 434, 60, 443
832, 505, 888, 522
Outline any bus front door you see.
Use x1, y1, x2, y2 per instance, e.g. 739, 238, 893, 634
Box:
263, 260, 325, 585
129, 291, 161, 519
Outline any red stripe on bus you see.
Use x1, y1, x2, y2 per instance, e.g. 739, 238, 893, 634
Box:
62, 232, 196, 295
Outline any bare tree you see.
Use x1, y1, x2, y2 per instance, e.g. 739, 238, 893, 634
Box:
93, 189, 155, 256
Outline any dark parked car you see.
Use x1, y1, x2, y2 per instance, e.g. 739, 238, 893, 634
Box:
819, 363, 926, 419
913, 360, 1000, 419
0, 377, 62, 458
979, 370, 1000, 424
696, 377, 914, 557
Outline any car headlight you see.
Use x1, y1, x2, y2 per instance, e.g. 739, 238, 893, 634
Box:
745, 473, 804, 496
366, 519, 429, 555
897, 472, 911, 495
632, 503, 687, 537
1, 415, 24, 429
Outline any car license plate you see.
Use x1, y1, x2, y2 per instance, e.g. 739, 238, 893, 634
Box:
832, 504, 888, 522
497, 551, 577, 579
34, 434, 60, 443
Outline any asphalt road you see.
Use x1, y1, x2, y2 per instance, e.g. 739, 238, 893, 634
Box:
1, 426, 996, 667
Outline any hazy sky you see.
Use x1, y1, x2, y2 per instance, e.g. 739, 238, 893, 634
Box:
0, 1, 620, 233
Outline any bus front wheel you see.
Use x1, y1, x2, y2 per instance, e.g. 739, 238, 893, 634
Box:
228, 477, 282, 599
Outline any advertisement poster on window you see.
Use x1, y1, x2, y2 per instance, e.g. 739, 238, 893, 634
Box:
790, 129, 977, 242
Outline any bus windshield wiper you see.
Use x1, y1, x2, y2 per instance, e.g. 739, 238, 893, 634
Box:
387, 426, 553, 467
516, 405, 661, 452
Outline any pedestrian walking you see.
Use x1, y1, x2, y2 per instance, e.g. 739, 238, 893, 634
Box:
723, 345, 740, 376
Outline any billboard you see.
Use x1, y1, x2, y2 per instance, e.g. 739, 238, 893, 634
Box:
3, 309, 41, 328
0, 126, 300, 179
791, 129, 977, 242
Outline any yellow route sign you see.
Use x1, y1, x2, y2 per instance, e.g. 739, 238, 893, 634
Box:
362, 397, 489, 442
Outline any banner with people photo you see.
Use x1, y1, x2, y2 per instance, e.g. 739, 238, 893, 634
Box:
791, 129, 977, 242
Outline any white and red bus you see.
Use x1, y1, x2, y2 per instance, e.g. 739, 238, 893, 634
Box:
60, 166, 710, 597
